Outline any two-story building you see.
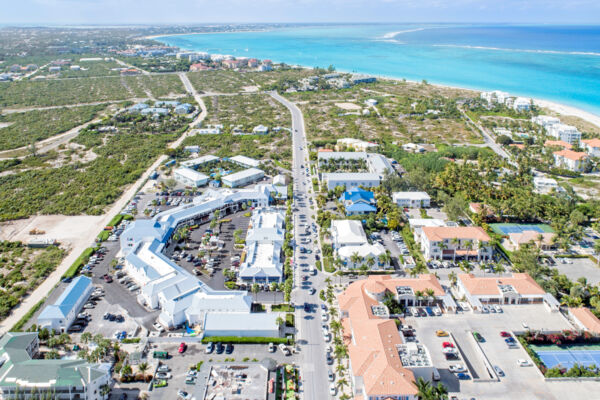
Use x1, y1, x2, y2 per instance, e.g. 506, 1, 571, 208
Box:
553, 149, 589, 172
420, 226, 492, 261
393, 192, 431, 208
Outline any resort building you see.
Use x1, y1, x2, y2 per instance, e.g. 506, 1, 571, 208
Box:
37, 276, 93, 332
222, 168, 265, 188
173, 167, 209, 187
0, 332, 110, 400
456, 273, 560, 312
318, 151, 394, 189
120, 187, 280, 332
507, 231, 556, 250
481, 90, 510, 105
238, 208, 285, 283
513, 97, 532, 112
568, 307, 600, 335
553, 149, 589, 172
393, 192, 431, 208
331, 220, 368, 250
229, 155, 261, 168
337, 276, 454, 400
547, 123, 581, 145
532, 115, 560, 128
339, 187, 377, 215
408, 218, 446, 242
544, 140, 572, 150
322, 173, 381, 190
581, 138, 600, 157
420, 226, 493, 261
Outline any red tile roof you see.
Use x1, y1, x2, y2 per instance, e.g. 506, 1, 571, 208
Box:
553, 149, 588, 161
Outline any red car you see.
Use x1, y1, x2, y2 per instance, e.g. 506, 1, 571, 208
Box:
178, 342, 187, 353
103, 274, 113, 283
500, 331, 511, 338
442, 342, 455, 348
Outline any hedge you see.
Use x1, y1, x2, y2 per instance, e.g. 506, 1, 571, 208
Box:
97, 230, 110, 242
201, 336, 291, 344
12, 296, 47, 331
62, 246, 97, 279
107, 214, 124, 227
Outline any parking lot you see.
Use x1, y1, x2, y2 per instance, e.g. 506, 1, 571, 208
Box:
406, 305, 599, 399
552, 256, 600, 284
139, 341, 298, 399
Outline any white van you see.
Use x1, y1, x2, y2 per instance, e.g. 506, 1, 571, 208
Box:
432, 368, 440, 381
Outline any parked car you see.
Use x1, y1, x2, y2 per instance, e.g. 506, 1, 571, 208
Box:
518, 359, 532, 367
156, 372, 172, 379
494, 365, 505, 377
329, 383, 337, 395
177, 390, 191, 400
216, 342, 224, 354
268, 342, 275, 353
449, 364, 466, 373
178, 342, 187, 354
225, 343, 234, 354
442, 342, 455, 348
456, 373, 471, 380
205, 342, 214, 354
436, 330, 448, 337
157, 365, 170, 373
500, 331, 511, 338
154, 379, 167, 388
473, 331, 484, 342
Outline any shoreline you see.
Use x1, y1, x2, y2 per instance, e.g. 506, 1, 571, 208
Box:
152, 35, 600, 129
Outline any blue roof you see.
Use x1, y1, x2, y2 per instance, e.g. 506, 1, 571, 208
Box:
39, 276, 92, 320
346, 203, 377, 213
340, 187, 375, 204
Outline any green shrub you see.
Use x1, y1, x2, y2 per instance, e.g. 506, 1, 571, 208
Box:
62, 246, 97, 279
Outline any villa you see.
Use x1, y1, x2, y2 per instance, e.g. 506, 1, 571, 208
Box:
339, 187, 377, 215
420, 226, 493, 261
393, 191, 431, 208
568, 307, 600, 335
581, 138, 600, 157
330, 220, 388, 269
553, 149, 589, 172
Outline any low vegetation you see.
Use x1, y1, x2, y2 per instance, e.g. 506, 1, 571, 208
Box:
0, 241, 66, 320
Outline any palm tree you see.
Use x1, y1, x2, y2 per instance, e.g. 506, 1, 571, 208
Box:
335, 362, 346, 375
336, 377, 349, 393
425, 288, 435, 306
366, 255, 375, 270
414, 290, 424, 307
413, 377, 434, 400
81, 332, 92, 344
448, 271, 458, 287
350, 252, 361, 269
494, 263, 506, 276
138, 362, 148, 376
251, 283, 260, 302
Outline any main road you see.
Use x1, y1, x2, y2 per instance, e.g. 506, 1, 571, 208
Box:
270, 91, 331, 399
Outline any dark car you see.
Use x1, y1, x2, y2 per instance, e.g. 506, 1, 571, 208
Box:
216, 342, 224, 354
418, 308, 427, 317
309, 288, 316, 295
225, 343, 234, 354
67, 324, 83, 333
304, 303, 311, 312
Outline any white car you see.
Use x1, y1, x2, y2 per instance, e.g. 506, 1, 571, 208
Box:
481, 305, 490, 313
328, 370, 334, 382
268, 342, 275, 353
517, 359, 532, 367
156, 372, 172, 379
329, 383, 337, 395
177, 390, 191, 400
522, 322, 530, 330
279, 343, 291, 356
449, 364, 466, 373
153, 322, 165, 332
494, 305, 502, 313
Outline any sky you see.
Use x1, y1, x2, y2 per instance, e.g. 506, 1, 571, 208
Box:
2, 0, 600, 25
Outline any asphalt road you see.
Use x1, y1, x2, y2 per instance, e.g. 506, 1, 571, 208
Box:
271, 92, 331, 399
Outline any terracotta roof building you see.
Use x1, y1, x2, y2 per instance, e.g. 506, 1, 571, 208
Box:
553, 149, 589, 172
568, 307, 600, 335
420, 226, 493, 261
338, 275, 453, 400
456, 273, 559, 312
581, 138, 600, 158
544, 140, 572, 150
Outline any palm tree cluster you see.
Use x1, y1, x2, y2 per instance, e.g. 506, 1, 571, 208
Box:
413, 377, 448, 400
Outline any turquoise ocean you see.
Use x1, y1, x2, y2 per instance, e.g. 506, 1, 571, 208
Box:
156, 24, 600, 115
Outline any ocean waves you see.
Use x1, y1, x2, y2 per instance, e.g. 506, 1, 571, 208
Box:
432, 44, 600, 57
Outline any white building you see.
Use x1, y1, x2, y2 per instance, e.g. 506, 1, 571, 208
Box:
420, 226, 493, 261
408, 218, 446, 242
222, 168, 265, 188
238, 208, 285, 283
393, 192, 431, 208
533, 176, 563, 194
37, 276, 93, 332
480, 90, 509, 105
336, 138, 378, 152
252, 125, 269, 135
513, 97, 532, 112
120, 186, 283, 331
532, 115, 560, 128
173, 167, 209, 187
330, 220, 388, 269
181, 155, 220, 168
581, 138, 600, 157
547, 123, 581, 145
229, 155, 261, 168
322, 172, 381, 190
203, 312, 280, 337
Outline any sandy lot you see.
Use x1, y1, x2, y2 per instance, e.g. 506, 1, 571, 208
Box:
0, 215, 103, 246
335, 102, 361, 110
242, 85, 259, 92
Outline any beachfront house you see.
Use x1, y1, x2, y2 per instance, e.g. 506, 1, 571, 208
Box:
553, 149, 589, 172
